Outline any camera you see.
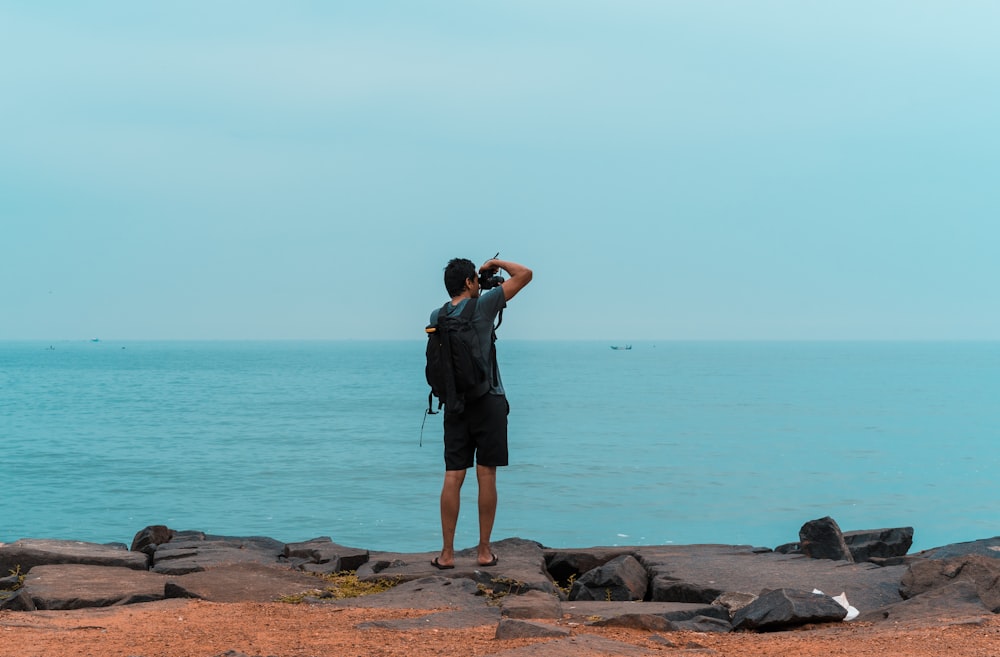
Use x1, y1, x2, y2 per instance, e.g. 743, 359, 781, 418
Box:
478, 252, 504, 289
479, 271, 505, 290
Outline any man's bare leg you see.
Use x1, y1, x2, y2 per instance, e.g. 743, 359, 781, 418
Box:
476, 464, 498, 565
438, 469, 467, 567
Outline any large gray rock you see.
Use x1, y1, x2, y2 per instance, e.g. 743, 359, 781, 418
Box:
561, 600, 729, 624
495, 618, 571, 639
164, 562, 323, 602
543, 548, 635, 593
899, 554, 1000, 612
356, 537, 559, 597
568, 554, 648, 602
858, 580, 993, 625
843, 527, 913, 563
282, 537, 369, 574
500, 589, 563, 619
799, 517, 853, 562
915, 537, 1000, 561
12, 564, 167, 610
326, 575, 485, 610
732, 588, 847, 631
637, 544, 904, 614
0, 539, 149, 574
150, 532, 286, 575
131, 525, 175, 553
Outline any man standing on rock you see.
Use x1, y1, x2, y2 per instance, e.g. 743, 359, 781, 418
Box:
429, 256, 532, 569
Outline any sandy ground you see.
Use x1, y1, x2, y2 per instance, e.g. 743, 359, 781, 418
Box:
4, 599, 1000, 657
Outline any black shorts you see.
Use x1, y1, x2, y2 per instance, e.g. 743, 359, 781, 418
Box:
443, 393, 509, 470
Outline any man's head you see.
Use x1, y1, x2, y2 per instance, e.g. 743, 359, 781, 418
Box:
444, 258, 478, 298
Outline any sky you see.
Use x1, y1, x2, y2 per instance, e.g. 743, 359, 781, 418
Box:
3, 1, 1000, 341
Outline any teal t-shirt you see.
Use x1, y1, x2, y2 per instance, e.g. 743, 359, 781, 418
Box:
430, 286, 507, 395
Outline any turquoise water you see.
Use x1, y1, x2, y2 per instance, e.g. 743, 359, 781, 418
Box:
2, 340, 998, 553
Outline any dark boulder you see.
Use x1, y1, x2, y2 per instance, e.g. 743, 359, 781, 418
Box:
859, 580, 992, 624
915, 537, 1000, 561
799, 517, 853, 562
843, 527, 913, 563
900, 554, 1000, 612
732, 588, 847, 631
543, 547, 634, 589
131, 525, 175, 553
282, 537, 369, 573
568, 554, 648, 602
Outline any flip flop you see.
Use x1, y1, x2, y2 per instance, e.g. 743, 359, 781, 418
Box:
430, 557, 455, 570
477, 553, 499, 567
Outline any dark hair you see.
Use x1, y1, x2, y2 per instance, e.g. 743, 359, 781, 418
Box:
444, 258, 476, 297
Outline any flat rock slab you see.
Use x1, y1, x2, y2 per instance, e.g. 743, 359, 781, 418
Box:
0, 539, 149, 574
491, 634, 657, 657
915, 537, 1000, 560
635, 544, 905, 614
857, 580, 993, 626
358, 538, 559, 597
151, 536, 286, 575
328, 576, 487, 610
164, 563, 323, 603
359, 607, 501, 631
561, 600, 729, 624
17, 564, 168, 610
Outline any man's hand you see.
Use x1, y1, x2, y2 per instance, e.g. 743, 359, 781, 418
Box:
483, 259, 533, 301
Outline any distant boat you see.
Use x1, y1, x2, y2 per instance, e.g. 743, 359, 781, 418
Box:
610, 345, 632, 350
91, 338, 100, 343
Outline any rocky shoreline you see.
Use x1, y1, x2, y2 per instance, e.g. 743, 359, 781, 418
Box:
3, 516, 1000, 649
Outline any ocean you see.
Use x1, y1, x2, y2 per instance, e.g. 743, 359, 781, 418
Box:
2, 340, 997, 554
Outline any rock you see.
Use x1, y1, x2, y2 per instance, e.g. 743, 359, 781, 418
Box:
0, 539, 149, 574
14, 564, 167, 610
543, 548, 635, 591
328, 575, 485, 610
150, 533, 286, 575
356, 538, 559, 597
562, 600, 729, 625
843, 527, 913, 563
495, 618, 571, 639
164, 562, 322, 602
638, 544, 904, 614
899, 554, 1000, 612
649, 574, 722, 603
732, 588, 847, 631
670, 615, 733, 633
713, 591, 757, 615
0, 588, 35, 611
500, 589, 563, 619
858, 580, 992, 624
131, 525, 175, 553
590, 613, 672, 631
282, 537, 369, 573
773, 542, 801, 555
359, 607, 501, 630
490, 634, 659, 656
915, 537, 1000, 561
568, 554, 648, 602
799, 517, 853, 562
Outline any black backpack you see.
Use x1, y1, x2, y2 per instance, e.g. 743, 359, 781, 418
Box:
425, 298, 496, 415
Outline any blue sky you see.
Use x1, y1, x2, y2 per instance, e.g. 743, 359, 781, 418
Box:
3, 1, 999, 340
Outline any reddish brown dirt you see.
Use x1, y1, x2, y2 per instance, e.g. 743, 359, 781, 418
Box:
3, 599, 1000, 657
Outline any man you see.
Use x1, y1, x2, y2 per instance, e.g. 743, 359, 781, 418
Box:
430, 256, 532, 569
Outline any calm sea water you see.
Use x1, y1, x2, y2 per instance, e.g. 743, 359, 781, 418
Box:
2, 340, 998, 554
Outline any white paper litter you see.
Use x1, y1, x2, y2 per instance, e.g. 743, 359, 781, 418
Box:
812, 589, 860, 621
